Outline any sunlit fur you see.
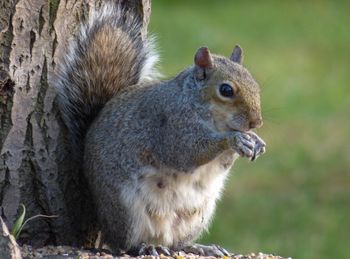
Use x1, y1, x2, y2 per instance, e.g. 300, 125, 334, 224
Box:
55, 1, 263, 252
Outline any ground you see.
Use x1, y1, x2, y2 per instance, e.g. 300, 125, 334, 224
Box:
20, 245, 290, 259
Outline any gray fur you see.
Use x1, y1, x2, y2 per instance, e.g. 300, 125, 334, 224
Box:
85, 56, 265, 250
55, 1, 265, 253
54, 2, 159, 156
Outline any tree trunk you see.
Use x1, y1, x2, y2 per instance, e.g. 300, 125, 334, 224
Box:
0, 217, 22, 259
0, 0, 151, 248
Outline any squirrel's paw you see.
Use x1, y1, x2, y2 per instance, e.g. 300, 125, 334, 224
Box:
248, 131, 266, 161
180, 243, 231, 257
229, 131, 266, 161
134, 243, 172, 256
229, 132, 256, 158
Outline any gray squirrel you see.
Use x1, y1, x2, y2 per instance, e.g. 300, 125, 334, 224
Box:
55, 1, 266, 256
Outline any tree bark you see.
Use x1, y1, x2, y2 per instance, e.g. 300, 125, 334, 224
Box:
0, 217, 22, 259
0, 0, 151, 248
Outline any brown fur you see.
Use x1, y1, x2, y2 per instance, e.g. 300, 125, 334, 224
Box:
55, 1, 266, 255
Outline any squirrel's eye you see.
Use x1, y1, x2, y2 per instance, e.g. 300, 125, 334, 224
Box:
219, 83, 234, 98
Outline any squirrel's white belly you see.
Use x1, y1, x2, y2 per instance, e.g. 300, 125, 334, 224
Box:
121, 150, 237, 247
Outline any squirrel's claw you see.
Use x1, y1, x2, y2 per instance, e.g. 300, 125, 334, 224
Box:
229, 132, 256, 158
180, 243, 231, 257
136, 243, 172, 256
248, 132, 266, 161
230, 131, 266, 161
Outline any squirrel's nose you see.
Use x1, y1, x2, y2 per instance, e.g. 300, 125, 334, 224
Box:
249, 117, 263, 129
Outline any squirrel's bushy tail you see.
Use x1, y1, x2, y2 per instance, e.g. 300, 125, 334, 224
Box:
55, 2, 159, 153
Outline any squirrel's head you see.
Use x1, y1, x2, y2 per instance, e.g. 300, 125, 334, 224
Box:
194, 46, 262, 132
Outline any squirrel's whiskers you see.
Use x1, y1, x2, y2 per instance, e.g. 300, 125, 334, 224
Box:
54, 2, 266, 256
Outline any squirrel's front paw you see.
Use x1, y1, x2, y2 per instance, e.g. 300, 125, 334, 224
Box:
228, 132, 256, 158
248, 131, 266, 161
229, 131, 266, 161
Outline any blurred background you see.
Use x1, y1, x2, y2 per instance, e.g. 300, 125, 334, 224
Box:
150, 0, 350, 258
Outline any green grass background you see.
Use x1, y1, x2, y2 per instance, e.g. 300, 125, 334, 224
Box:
150, 1, 350, 258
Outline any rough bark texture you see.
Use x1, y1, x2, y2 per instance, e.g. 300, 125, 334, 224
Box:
0, 216, 22, 259
0, 0, 151, 248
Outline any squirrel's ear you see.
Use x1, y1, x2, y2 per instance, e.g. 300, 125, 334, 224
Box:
194, 47, 213, 69
230, 45, 244, 64
194, 47, 213, 80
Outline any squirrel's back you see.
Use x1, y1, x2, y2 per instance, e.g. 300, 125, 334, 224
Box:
55, 2, 159, 153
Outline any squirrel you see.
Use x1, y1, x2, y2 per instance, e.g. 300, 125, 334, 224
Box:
55, 1, 266, 256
